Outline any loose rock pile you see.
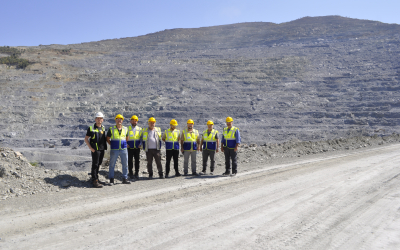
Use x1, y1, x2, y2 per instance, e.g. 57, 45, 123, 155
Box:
1, 134, 400, 200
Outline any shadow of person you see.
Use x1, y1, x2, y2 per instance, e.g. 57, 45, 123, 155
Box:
44, 174, 91, 188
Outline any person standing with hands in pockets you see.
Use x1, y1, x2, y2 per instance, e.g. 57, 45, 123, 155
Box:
181, 119, 200, 176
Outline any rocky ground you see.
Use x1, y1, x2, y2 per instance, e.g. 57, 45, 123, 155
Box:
1, 133, 399, 201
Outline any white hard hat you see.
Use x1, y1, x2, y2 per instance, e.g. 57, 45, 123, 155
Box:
95, 112, 104, 118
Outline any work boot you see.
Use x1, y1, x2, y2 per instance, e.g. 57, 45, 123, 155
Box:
165, 173, 169, 178
175, 172, 182, 177
122, 178, 131, 184
222, 172, 230, 176
129, 173, 135, 179
109, 178, 114, 185
149, 174, 153, 180
92, 180, 103, 188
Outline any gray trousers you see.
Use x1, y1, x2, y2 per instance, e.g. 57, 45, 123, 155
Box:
183, 151, 197, 174
146, 149, 163, 176
202, 150, 215, 172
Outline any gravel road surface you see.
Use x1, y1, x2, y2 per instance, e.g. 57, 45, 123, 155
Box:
1, 144, 399, 249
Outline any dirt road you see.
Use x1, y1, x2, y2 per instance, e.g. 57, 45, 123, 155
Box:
1, 144, 400, 249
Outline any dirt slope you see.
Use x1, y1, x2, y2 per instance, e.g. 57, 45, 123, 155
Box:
1, 144, 399, 249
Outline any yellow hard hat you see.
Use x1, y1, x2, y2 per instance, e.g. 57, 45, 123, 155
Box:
170, 119, 178, 126
130, 115, 138, 121
226, 117, 233, 122
207, 120, 214, 125
187, 119, 194, 124
148, 117, 156, 122
115, 114, 124, 120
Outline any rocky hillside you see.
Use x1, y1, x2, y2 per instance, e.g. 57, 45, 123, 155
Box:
0, 16, 400, 169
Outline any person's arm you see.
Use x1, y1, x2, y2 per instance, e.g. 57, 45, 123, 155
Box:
234, 129, 241, 152
196, 131, 200, 151
162, 131, 166, 142
200, 137, 203, 152
106, 128, 111, 145
84, 135, 95, 153
220, 133, 224, 152
180, 131, 184, 153
215, 133, 219, 153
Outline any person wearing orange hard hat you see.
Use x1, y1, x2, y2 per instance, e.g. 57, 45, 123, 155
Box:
199, 120, 219, 175
106, 114, 131, 185
221, 116, 241, 177
180, 119, 200, 176
127, 115, 142, 180
162, 119, 181, 177
140, 117, 164, 179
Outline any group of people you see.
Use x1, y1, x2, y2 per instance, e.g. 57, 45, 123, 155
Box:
84, 112, 241, 188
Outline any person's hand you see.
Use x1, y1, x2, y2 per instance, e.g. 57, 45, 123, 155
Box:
234, 147, 238, 152
200, 148, 203, 152
216, 148, 219, 153
181, 148, 184, 153
221, 147, 224, 153
90, 147, 95, 153
127, 144, 130, 148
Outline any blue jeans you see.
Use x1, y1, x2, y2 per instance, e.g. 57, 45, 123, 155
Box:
109, 149, 128, 179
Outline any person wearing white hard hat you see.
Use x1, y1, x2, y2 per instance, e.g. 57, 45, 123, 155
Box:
200, 120, 219, 175
221, 117, 241, 176
84, 112, 107, 188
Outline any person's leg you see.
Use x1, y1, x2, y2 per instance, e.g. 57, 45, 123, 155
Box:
172, 150, 180, 174
165, 150, 173, 176
91, 150, 100, 180
120, 149, 129, 179
209, 151, 216, 173
231, 149, 238, 174
108, 150, 118, 179
133, 148, 140, 176
146, 150, 154, 177
224, 149, 231, 174
191, 151, 197, 174
202, 150, 208, 173
128, 149, 134, 176
183, 151, 190, 175
154, 150, 163, 177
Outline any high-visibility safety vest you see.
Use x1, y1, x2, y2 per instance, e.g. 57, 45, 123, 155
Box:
182, 129, 199, 151
109, 126, 128, 150
127, 125, 142, 149
164, 128, 180, 150
89, 124, 106, 150
142, 127, 162, 152
202, 129, 218, 151
222, 126, 238, 149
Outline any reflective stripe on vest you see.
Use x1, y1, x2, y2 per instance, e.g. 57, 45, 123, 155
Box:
165, 128, 180, 150
183, 129, 198, 151
110, 126, 128, 150
128, 125, 142, 149
142, 127, 162, 151
202, 129, 218, 151
89, 125, 105, 150
223, 126, 237, 149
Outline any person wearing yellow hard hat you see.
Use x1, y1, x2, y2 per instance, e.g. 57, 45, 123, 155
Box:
199, 120, 219, 175
180, 119, 200, 176
127, 115, 142, 180
84, 112, 107, 188
221, 116, 241, 176
106, 114, 131, 184
162, 119, 181, 177
140, 117, 164, 179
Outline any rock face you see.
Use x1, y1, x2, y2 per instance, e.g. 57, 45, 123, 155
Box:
1, 16, 400, 168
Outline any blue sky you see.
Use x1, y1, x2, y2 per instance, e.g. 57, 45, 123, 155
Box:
2, 0, 399, 46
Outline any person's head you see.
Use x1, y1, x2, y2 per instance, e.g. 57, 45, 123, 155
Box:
170, 119, 178, 130
130, 115, 138, 126
95, 112, 104, 125
148, 117, 156, 129
207, 120, 214, 131
187, 119, 194, 129
115, 114, 124, 125
226, 117, 233, 128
